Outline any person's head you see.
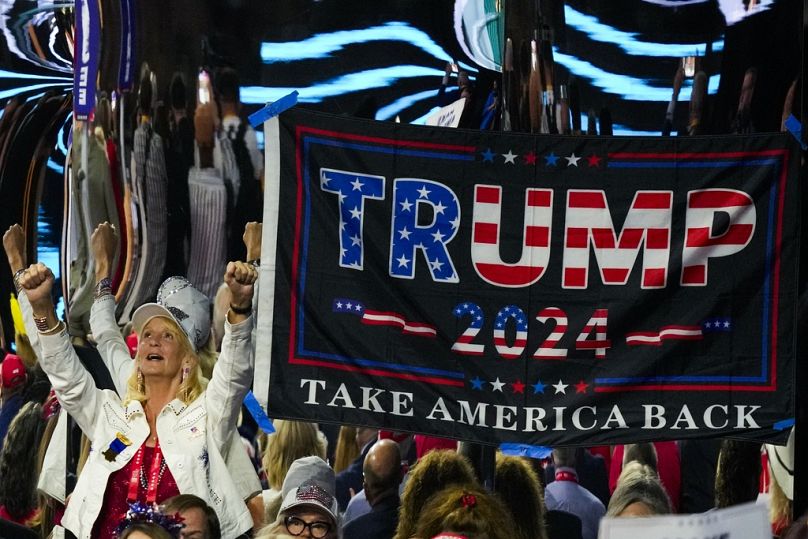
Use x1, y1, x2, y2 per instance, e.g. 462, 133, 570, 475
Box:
552, 447, 577, 470
277, 456, 339, 539
494, 454, 548, 539
782, 514, 808, 539
414, 486, 516, 539
714, 439, 762, 508
170, 72, 188, 112
363, 439, 402, 506
215, 67, 241, 107
356, 427, 377, 450
0, 401, 45, 520
333, 426, 359, 474
396, 450, 479, 539
607, 462, 672, 517
1, 352, 27, 398
162, 494, 221, 539
623, 443, 658, 472
263, 420, 327, 490
117, 503, 185, 538
119, 522, 176, 539
127, 277, 210, 405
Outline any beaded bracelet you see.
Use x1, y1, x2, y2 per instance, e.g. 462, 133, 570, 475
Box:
12, 268, 25, 292
94, 277, 112, 299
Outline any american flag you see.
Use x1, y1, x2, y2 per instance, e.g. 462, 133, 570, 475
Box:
333, 298, 437, 337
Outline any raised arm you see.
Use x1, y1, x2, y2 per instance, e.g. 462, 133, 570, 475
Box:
4, 224, 43, 355
205, 261, 257, 451
18, 263, 100, 433
88, 222, 131, 394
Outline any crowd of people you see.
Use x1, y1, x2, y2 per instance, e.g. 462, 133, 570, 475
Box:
0, 30, 802, 538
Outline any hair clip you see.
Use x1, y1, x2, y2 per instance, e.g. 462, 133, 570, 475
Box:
460, 493, 477, 509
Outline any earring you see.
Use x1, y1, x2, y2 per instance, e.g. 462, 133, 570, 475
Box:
181, 364, 190, 383
137, 368, 144, 393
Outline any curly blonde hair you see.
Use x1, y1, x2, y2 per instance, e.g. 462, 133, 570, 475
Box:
123, 316, 204, 406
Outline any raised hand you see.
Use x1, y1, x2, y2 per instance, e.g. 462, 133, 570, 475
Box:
224, 261, 258, 319
243, 222, 263, 263
19, 263, 56, 315
3, 224, 26, 273
91, 222, 117, 282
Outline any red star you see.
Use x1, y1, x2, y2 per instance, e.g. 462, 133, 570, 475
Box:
523, 151, 537, 165
575, 380, 589, 394
511, 380, 526, 394
587, 154, 602, 167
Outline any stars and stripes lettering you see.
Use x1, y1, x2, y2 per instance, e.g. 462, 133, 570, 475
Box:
389, 179, 460, 283
563, 190, 673, 289
493, 305, 528, 359
452, 302, 485, 356
681, 189, 756, 286
533, 307, 568, 359
333, 298, 437, 337
574, 309, 610, 359
625, 325, 704, 346
471, 186, 553, 287
320, 168, 385, 270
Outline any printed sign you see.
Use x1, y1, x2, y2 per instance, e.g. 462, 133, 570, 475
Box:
599, 502, 770, 539
256, 108, 798, 446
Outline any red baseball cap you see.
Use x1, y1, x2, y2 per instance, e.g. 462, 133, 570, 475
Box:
1, 353, 27, 389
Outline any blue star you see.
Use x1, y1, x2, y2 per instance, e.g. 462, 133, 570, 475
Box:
532, 380, 546, 394
481, 148, 495, 163
544, 152, 559, 166
470, 377, 485, 390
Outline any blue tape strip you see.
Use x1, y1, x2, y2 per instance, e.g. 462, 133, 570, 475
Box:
774, 418, 795, 430
243, 391, 275, 433
499, 443, 552, 459
784, 114, 807, 150
248, 90, 299, 128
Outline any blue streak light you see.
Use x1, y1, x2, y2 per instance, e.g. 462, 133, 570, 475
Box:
261, 22, 476, 72
553, 48, 719, 101
0, 68, 70, 81
241, 65, 445, 104
564, 5, 724, 57
0, 82, 69, 100
376, 89, 438, 120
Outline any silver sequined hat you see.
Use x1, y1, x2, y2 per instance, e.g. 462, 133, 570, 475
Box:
131, 277, 211, 352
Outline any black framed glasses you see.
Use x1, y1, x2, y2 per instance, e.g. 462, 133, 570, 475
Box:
284, 515, 332, 538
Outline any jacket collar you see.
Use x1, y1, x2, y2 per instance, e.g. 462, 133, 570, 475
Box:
124, 398, 188, 419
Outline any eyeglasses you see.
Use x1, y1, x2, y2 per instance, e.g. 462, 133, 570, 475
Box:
284, 515, 332, 538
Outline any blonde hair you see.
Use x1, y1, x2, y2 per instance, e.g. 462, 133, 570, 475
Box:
263, 420, 327, 490
333, 426, 359, 474
770, 472, 792, 531
124, 316, 203, 406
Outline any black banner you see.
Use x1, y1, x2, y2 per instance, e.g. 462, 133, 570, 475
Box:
256, 108, 799, 446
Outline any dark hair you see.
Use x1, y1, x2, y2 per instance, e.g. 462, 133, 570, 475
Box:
414, 485, 516, 539
170, 72, 187, 110
494, 454, 548, 539
623, 443, 658, 472
215, 67, 240, 104
161, 494, 221, 539
782, 515, 808, 539
714, 439, 761, 508
552, 447, 577, 469
0, 402, 45, 520
119, 521, 175, 539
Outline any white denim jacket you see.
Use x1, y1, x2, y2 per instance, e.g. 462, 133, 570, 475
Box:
38, 316, 255, 539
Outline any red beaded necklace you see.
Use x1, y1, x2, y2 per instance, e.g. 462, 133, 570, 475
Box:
127, 441, 166, 504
